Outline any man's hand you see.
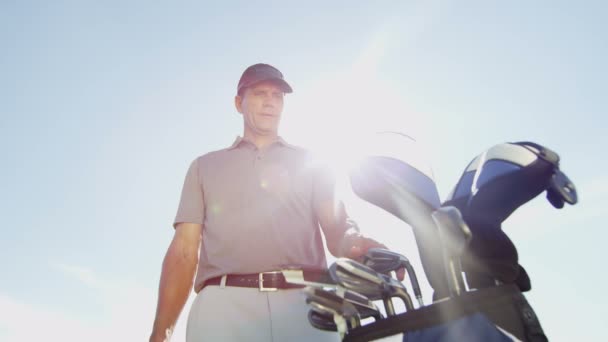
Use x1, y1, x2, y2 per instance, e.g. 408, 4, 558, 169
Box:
149, 328, 172, 342
339, 230, 406, 281
314, 193, 407, 281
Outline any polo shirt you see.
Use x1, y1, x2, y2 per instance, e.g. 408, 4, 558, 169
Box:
174, 136, 335, 292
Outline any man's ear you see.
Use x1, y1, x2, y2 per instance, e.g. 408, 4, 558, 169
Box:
234, 95, 243, 114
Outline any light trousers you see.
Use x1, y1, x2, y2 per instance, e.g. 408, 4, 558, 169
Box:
186, 285, 340, 342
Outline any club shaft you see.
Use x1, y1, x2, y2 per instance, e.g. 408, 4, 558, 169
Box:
447, 260, 464, 296
404, 262, 423, 306
383, 298, 396, 316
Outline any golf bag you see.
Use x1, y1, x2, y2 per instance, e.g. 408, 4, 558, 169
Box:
443, 141, 576, 292
343, 134, 577, 341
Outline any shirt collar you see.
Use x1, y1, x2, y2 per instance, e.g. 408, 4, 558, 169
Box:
227, 136, 297, 150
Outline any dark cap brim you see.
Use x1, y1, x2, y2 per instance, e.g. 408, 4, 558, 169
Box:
237, 63, 293, 94
239, 77, 293, 94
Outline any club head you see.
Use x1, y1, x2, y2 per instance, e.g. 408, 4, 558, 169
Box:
363, 248, 405, 274
330, 260, 397, 315
331, 259, 415, 313
339, 288, 384, 321
307, 301, 350, 338
308, 310, 338, 332
363, 248, 423, 306
304, 287, 360, 323
330, 259, 386, 298
304, 286, 360, 337
308, 287, 384, 322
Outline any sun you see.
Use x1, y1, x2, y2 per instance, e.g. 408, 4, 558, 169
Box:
281, 28, 431, 175
284, 69, 415, 170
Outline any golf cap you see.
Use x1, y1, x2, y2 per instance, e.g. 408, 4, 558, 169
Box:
237, 63, 293, 95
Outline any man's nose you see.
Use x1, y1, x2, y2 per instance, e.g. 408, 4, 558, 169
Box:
263, 97, 276, 107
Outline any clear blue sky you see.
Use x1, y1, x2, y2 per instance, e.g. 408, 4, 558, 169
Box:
1, 1, 606, 341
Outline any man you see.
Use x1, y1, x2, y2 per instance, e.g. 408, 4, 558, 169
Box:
149, 63, 401, 341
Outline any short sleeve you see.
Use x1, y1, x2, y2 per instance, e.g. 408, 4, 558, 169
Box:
173, 158, 205, 228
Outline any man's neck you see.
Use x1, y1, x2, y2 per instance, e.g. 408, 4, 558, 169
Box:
243, 132, 280, 149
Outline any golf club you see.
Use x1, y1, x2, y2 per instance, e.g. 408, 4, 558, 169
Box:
431, 206, 472, 297
335, 287, 384, 321
304, 286, 360, 339
330, 258, 414, 315
308, 310, 338, 332
279, 265, 337, 289
306, 287, 383, 330
363, 248, 424, 307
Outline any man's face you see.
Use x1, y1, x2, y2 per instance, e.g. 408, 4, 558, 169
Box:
236, 81, 285, 137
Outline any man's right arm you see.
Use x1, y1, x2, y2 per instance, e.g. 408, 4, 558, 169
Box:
149, 222, 202, 342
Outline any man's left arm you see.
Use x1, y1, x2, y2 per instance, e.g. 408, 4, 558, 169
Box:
313, 165, 405, 279
311, 165, 384, 259
317, 200, 405, 280
315, 198, 381, 260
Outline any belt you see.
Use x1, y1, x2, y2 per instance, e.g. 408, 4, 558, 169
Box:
204, 272, 307, 291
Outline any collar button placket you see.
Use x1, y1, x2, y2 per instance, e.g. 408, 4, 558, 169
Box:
253, 148, 262, 166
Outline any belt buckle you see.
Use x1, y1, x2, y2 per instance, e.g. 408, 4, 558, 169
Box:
259, 271, 281, 292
